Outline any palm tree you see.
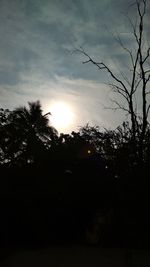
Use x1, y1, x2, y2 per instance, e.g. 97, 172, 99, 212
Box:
1, 101, 58, 166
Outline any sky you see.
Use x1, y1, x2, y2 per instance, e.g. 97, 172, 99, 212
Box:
0, 0, 149, 133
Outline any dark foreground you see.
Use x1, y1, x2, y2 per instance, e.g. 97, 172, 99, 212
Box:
1, 245, 150, 267
1, 164, 150, 266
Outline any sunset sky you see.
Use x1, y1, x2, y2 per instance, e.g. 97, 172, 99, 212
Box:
0, 0, 149, 133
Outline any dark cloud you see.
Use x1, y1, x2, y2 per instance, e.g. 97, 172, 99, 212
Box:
0, 0, 149, 132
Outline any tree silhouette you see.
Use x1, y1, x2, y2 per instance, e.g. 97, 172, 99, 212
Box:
0, 101, 58, 166
75, 0, 150, 162
1, 101, 150, 246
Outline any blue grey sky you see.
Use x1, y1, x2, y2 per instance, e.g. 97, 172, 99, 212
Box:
0, 0, 149, 133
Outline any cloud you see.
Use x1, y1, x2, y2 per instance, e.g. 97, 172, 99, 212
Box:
0, 70, 124, 132
0, 0, 149, 132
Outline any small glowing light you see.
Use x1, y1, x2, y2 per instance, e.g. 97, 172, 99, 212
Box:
87, 150, 91, 154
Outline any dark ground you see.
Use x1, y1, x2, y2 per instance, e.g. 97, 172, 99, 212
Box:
1, 245, 150, 267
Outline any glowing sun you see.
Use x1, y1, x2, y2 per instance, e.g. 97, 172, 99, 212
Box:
50, 102, 74, 132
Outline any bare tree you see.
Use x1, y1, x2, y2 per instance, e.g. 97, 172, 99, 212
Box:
75, 0, 150, 161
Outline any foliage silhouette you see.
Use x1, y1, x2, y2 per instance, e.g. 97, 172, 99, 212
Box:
0, 101, 58, 166
0, 100, 150, 248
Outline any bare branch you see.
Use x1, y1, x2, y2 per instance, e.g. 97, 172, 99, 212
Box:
137, 0, 142, 18
109, 99, 130, 114
75, 47, 129, 96
142, 47, 150, 64
137, 0, 146, 19
115, 35, 135, 69
108, 83, 130, 102
130, 47, 140, 95
146, 91, 150, 95
145, 73, 150, 84
74, 0, 149, 153
146, 104, 150, 118
82, 59, 91, 64
145, 70, 150, 75
126, 14, 139, 44
134, 77, 143, 92
120, 71, 131, 87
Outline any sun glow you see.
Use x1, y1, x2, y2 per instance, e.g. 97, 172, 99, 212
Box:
49, 102, 75, 132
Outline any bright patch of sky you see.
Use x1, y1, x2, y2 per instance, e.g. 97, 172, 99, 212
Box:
0, 0, 149, 133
